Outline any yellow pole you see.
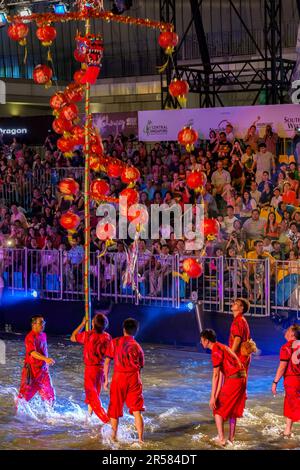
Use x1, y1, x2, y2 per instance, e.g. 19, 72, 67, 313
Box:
84, 17, 92, 331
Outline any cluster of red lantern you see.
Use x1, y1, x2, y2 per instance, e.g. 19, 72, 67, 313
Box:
58, 178, 79, 196
203, 219, 220, 239
186, 171, 207, 192
36, 24, 57, 47
60, 211, 80, 231
8, 22, 29, 46
182, 258, 203, 279
178, 126, 199, 153
96, 221, 116, 241
169, 78, 189, 108
90, 179, 110, 200
33, 64, 53, 88
121, 167, 140, 185
158, 30, 179, 55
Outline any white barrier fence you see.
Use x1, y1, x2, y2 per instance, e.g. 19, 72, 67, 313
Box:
1, 249, 300, 317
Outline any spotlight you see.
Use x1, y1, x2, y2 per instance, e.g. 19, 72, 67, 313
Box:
31, 290, 38, 298
187, 302, 194, 311
54, 2, 68, 14
0, 11, 7, 27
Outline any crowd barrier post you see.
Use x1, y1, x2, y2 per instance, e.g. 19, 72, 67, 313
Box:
265, 258, 271, 316
218, 256, 224, 312
59, 249, 64, 300
24, 247, 28, 296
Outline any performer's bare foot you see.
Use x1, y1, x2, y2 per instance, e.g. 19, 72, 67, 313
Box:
88, 404, 93, 416
212, 436, 227, 447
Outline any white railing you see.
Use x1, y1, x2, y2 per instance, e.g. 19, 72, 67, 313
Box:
1, 248, 299, 317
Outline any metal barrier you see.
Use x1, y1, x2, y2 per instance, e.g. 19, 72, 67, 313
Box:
3, 248, 298, 317
0, 168, 85, 210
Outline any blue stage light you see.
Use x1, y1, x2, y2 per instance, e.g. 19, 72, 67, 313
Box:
0, 12, 7, 27
54, 3, 67, 14
31, 290, 38, 298
187, 302, 194, 311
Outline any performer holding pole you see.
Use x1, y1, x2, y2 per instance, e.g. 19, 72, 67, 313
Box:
200, 329, 247, 446
71, 312, 111, 423
104, 318, 145, 443
272, 324, 300, 437
18, 316, 55, 405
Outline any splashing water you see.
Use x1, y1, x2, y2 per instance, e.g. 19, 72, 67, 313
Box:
0, 337, 299, 450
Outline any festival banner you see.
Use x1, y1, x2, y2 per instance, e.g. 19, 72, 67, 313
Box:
92, 111, 138, 139
138, 104, 300, 141
0, 115, 54, 145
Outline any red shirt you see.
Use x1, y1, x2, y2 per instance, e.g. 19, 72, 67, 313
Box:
280, 340, 300, 377
76, 330, 112, 367
229, 315, 250, 354
211, 342, 243, 378
106, 336, 144, 373
24, 331, 48, 373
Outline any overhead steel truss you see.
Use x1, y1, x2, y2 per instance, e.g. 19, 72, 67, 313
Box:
160, 0, 298, 108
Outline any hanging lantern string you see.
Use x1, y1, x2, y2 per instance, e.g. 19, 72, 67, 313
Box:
7, 11, 172, 32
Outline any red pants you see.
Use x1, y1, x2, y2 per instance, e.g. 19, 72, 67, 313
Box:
214, 377, 247, 421
108, 371, 145, 419
18, 366, 55, 403
84, 365, 109, 423
284, 376, 300, 422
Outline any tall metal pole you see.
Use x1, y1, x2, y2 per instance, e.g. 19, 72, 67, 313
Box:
84, 16, 92, 331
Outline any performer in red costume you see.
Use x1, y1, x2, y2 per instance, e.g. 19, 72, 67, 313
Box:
71, 313, 111, 423
18, 315, 55, 405
229, 298, 251, 370
201, 329, 247, 446
272, 324, 300, 437
104, 318, 145, 443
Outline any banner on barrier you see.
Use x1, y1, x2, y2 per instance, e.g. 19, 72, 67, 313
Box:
138, 104, 300, 141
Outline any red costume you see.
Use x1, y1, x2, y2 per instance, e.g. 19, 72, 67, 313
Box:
18, 331, 55, 403
106, 336, 145, 419
212, 342, 247, 421
229, 314, 251, 370
280, 340, 300, 422
75, 330, 111, 423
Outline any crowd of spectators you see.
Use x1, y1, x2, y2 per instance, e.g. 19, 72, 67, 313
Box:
0, 122, 300, 301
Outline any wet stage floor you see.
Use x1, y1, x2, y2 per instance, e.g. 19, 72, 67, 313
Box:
0, 336, 299, 450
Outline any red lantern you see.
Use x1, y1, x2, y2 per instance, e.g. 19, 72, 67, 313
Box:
90, 142, 104, 156
158, 31, 179, 54
107, 161, 123, 178
70, 126, 85, 146
169, 79, 189, 107
57, 136, 76, 154
90, 179, 110, 200
96, 221, 116, 241
182, 258, 203, 279
36, 25, 57, 47
121, 167, 140, 185
58, 178, 79, 196
33, 64, 53, 87
119, 188, 139, 206
64, 83, 84, 103
178, 127, 198, 153
52, 117, 74, 134
203, 219, 220, 238
127, 206, 149, 225
50, 91, 67, 111
60, 103, 79, 121
90, 154, 102, 172
186, 171, 207, 190
60, 211, 80, 231
73, 69, 86, 84
8, 22, 29, 46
